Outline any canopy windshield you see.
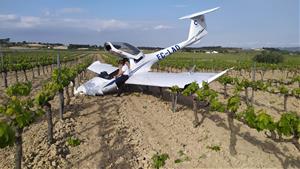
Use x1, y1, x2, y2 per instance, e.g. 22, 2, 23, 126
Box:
111, 42, 141, 55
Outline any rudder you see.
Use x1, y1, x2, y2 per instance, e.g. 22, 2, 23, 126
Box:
179, 7, 219, 42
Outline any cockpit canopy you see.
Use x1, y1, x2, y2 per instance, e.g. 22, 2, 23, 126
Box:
105, 42, 140, 55
104, 42, 144, 60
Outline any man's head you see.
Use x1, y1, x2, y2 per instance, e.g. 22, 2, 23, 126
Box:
119, 58, 128, 64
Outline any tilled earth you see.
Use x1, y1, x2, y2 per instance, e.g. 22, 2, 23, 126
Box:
0, 89, 299, 169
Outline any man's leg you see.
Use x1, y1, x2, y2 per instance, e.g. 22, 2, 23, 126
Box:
117, 84, 123, 96
116, 75, 129, 96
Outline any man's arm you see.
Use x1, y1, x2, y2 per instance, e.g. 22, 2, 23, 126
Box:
116, 70, 124, 77
125, 61, 130, 69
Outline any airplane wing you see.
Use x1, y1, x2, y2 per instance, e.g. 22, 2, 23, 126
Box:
87, 61, 118, 74
126, 69, 231, 88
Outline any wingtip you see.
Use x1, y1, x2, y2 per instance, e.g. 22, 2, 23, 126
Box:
214, 7, 221, 10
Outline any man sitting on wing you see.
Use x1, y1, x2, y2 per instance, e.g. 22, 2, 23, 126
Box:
115, 58, 130, 96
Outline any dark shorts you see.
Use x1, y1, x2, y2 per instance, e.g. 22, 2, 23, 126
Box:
115, 75, 129, 88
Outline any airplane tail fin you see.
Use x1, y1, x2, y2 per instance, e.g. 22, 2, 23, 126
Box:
179, 7, 219, 43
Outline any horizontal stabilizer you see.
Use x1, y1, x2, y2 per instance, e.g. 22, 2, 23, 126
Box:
179, 7, 220, 20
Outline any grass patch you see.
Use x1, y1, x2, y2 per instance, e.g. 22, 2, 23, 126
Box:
174, 150, 191, 164
206, 145, 221, 152
151, 152, 169, 169
66, 137, 81, 147
174, 159, 183, 163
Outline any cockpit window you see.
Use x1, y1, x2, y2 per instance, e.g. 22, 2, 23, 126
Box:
111, 42, 141, 55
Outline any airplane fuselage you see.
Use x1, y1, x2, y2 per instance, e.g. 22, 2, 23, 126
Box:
75, 7, 220, 95
100, 43, 182, 94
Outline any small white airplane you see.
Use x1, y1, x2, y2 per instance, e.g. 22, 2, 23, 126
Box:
75, 7, 230, 96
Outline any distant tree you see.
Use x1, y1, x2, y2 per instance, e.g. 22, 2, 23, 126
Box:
98, 45, 104, 50
253, 51, 284, 64
90, 45, 98, 49
262, 47, 281, 52
68, 44, 90, 49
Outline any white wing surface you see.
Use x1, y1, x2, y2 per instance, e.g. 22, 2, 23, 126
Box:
126, 69, 231, 88
87, 61, 118, 74
75, 77, 108, 95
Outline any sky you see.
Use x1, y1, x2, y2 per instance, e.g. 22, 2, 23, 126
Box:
0, 0, 299, 48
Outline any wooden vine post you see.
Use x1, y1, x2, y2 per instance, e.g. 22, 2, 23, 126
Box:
251, 62, 256, 106
182, 82, 200, 128
1, 48, 8, 88
170, 85, 181, 113
35, 82, 59, 144
51, 54, 54, 72
44, 102, 53, 143
70, 79, 75, 97
218, 75, 234, 99
31, 62, 35, 79
192, 94, 199, 127
57, 52, 64, 120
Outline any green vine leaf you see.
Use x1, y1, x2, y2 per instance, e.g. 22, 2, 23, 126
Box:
255, 111, 275, 132
210, 99, 225, 112
218, 75, 234, 85
35, 82, 59, 106
6, 82, 32, 97
170, 85, 181, 93
242, 107, 257, 129
227, 95, 240, 113
0, 122, 15, 148
182, 82, 199, 96
277, 112, 300, 136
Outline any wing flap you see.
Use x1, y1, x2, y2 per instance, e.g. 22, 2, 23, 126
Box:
87, 61, 118, 74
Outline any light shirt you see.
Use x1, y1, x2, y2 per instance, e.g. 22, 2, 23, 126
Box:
121, 64, 130, 76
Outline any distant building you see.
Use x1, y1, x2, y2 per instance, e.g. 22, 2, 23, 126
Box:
53, 45, 68, 50
205, 50, 219, 54
77, 48, 89, 50
27, 43, 46, 48
252, 48, 264, 51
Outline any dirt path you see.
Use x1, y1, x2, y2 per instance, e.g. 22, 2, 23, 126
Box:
65, 95, 139, 169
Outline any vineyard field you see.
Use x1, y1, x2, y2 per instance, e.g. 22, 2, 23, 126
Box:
155, 51, 300, 70
0, 50, 299, 169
